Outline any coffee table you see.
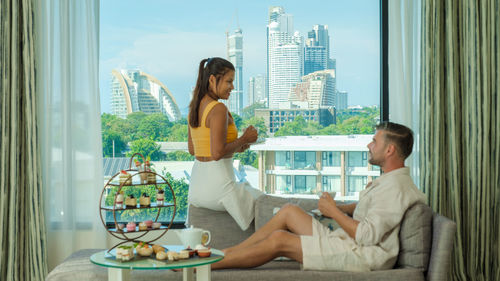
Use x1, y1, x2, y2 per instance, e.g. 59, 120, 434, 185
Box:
90, 245, 224, 281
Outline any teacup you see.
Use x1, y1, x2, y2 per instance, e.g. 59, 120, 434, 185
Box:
176, 226, 211, 248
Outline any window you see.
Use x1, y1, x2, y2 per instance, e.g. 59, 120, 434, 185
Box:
322, 151, 341, 167
348, 151, 368, 167
294, 175, 316, 194
100, 1, 386, 205
275, 151, 291, 167
322, 176, 341, 193
347, 176, 368, 194
276, 175, 292, 194
293, 151, 316, 169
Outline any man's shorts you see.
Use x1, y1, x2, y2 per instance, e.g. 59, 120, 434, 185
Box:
300, 219, 366, 271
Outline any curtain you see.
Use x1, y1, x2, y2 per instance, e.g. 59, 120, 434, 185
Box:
0, 0, 48, 280
36, 0, 106, 271
388, 0, 421, 185
420, 0, 500, 280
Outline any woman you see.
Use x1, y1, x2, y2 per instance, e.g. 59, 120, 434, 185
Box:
187, 57, 263, 230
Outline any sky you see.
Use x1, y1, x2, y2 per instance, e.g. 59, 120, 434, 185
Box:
99, 0, 380, 115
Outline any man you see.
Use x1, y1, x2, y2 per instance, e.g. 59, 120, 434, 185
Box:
212, 122, 427, 272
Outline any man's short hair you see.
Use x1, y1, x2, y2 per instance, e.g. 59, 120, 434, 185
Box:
375, 122, 414, 160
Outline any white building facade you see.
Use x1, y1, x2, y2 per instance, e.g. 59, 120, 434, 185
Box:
226, 28, 244, 115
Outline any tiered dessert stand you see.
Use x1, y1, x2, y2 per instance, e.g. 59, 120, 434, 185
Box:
98, 153, 177, 252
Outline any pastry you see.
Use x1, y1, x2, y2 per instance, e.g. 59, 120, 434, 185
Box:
126, 222, 136, 232
166, 251, 178, 261
183, 247, 196, 257
144, 220, 153, 228
139, 193, 151, 207
118, 170, 132, 185
125, 195, 137, 208
156, 189, 164, 205
116, 223, 125, 232
147, 173, 156, 184
152, 222, 161, 229
115, 191, 124, 208
152, 244, 165, 254
197, 249, 211, 257
156, 251, 168, 260
138, 222, 147, 231
178, 250, 190, 259
136, 242, 153, 257
116, 245, 134, 261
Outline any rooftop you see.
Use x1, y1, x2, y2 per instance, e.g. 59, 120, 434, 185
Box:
249, 135, 373, 151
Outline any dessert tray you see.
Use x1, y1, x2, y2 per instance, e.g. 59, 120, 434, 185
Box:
105, 243, 216, 263
98, 153, 177, 252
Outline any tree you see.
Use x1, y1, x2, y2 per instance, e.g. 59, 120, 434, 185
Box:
231, 112, 243, 129
127, 138, 164, 160
166, 123, 188, 142
234, 149, 258, 168
102, 129, 127, 157
165, 151, 194, 161
137, 113, 171, 141
242, 116, 268, 138
241, 102, 266, 119
274, 115, 309, 136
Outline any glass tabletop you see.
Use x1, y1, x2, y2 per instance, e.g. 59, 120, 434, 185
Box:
90, 245, 224, 270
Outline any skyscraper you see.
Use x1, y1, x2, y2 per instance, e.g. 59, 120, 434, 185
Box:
225, 28, 244, 115
290, 69, 336, 108
337, 90, 348, 110
267, 6, 303, 109
304, 24, 331, 75
110, 69, 181, 121
248, 74, 266, 105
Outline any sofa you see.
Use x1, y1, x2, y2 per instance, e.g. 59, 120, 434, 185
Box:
46, 195, 456, 281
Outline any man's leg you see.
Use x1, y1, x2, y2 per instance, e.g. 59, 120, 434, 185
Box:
212, 230, 303, 269
224, 204, 312, 254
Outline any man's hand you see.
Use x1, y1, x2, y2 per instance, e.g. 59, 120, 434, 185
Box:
318, 192, 337, 218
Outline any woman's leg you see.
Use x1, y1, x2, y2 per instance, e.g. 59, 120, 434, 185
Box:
213, 230, 303, 270
224, 204, 312, 254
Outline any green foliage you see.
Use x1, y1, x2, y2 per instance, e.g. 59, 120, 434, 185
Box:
165, 123, 188, 142
231, 112, 243, 129
165, 151, 194, 161
136, 114, 171, 140
242, 116, 268, 138
127, 139, 164, 161
242, 102, 266, 119
234, 149, 258, 168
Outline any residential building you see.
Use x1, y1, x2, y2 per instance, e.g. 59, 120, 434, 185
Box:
110, 69, 181, 121
290, 69, 336, 108
255, 107, 336, 134
250, 135, 380, 199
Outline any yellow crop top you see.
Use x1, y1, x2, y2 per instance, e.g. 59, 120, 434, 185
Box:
189, 101, 238, 157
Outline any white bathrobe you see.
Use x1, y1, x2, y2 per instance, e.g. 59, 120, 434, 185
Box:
301, 167, 427, 271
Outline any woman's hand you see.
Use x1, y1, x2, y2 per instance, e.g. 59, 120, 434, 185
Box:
318, 192, 338, 218
241, 125, 258, 144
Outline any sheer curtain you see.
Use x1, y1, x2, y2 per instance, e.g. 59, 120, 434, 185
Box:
388, 0, 421, 185
36, 0, 105, 270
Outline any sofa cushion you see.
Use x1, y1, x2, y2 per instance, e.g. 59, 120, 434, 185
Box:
255, 195, 318, 230
395, 202, 433, 270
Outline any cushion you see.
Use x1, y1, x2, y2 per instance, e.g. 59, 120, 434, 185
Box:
395, 202, 433, 270
188, 204, 255, 250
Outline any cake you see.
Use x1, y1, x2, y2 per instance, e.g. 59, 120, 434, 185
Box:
156, 251, 168, 260
156, 189, 164, 205
126, 222, 136, 232
152, 222, 161, 229
116, 245, 134, 261
125, 195, 137, 208
138, 222, 147, 231
183, 247, 196, 257
144, 220, 153, 228
115, 191, 124, 208
197, 248, 211, 257
139, 193, 150, 207
135, 242, 153, 257
152, 244, 165, 254
118, 170, 132, 185
147, 173, 156, 184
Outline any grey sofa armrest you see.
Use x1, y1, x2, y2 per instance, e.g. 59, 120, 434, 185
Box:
426, 214, 457, 281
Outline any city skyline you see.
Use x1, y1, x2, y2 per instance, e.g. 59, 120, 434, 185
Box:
100, 0, 380, 115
